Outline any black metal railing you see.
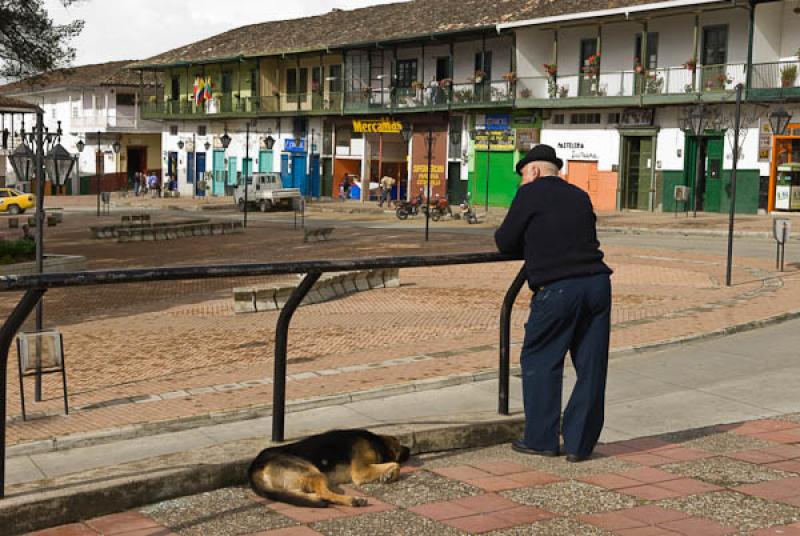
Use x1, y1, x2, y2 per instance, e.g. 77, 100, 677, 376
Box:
0, 252, 525, 499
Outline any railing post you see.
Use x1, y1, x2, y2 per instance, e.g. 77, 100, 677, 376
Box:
1, 288, 46, 499
272, 271, 322, 442
499, 266, 527, 416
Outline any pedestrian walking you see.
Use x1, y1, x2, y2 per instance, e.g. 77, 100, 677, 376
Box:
341, 175, 352, 201
378, 175, 396, 207
147, 171, 159, 198
494, 144, 613, 463
133, 172, 141, 196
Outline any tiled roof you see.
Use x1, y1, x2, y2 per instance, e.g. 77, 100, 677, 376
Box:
0, 60, 159, 95
0, 95, 40, 112
131, 0, 666, 68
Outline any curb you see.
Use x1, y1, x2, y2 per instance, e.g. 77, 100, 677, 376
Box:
9, 306, 800, 458
0, 418, 524, 535
597, 225, 778, 239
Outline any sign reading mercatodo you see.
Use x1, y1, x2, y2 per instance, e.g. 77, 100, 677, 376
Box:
352, 117, 403, 134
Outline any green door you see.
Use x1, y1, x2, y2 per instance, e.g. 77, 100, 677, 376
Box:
212, 150, 225, 196
259, 150, 273, 174
228, 156, 238, 188
243, 158, 253, 181
703, 136, 724, 212
471, 150, 518, 208
623, 136, 653, 210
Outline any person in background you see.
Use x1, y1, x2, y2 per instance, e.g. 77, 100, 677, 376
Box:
494, 144, 613, 463
147, 171, 158, 198
341, 175, 352, 201
378, 175, 396, 208
21, 223, 35, 242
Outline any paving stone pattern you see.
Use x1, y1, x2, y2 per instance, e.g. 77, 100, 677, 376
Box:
34, 414, 800, 536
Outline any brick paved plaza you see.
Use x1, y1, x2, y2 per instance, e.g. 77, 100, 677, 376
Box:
31, 413, 800, 536
2, 209, 800, 447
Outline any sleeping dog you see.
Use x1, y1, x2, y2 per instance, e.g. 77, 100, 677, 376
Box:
248, 429, 411, 508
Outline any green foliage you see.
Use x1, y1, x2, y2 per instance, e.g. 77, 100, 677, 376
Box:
0, 239, 35, 265
0, 0, 85, 79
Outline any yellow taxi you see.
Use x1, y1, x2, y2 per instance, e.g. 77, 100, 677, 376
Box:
0, 188, 35, 214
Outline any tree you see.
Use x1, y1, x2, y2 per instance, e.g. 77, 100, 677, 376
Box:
0, 0, 85, 79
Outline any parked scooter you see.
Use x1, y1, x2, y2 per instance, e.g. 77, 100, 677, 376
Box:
429, 194, 452, 222
459, 194, 478, 224
395, 192, 424, 220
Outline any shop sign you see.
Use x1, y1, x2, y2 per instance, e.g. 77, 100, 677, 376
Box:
411, 128, 448, 196
474, 129, 515, 151
776, 186, 791, 210
352, 117, 403, 134
511, 110, 542, 129
515, 128, 540, 152
758, 120, 772, 162
284, 138, 306, 152
485, 114, 511, 131
556, 141, 598, 161
621, 108, 654, 127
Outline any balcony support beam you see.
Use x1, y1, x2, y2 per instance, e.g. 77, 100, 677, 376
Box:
745, 1, 755, 92
693, 14, 700, 91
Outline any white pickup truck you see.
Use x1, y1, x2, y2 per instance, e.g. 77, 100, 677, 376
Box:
234, 173, 301, 212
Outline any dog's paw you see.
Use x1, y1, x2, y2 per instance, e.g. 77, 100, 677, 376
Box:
380, 463, 400, 483
351, 496, 369, 507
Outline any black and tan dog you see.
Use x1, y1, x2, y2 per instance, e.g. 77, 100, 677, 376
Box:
248, 429, 411, 508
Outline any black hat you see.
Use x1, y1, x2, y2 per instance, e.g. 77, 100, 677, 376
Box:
515, 144, 563, 175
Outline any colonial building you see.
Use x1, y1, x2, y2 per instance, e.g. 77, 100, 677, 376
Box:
116, 0, 800, 213
0, 61, 162, 195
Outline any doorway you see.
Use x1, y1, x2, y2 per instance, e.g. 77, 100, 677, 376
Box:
195, 153, 206, 196
684, 133, 723, 212
701, 26, 728, 90
126, 146, 146, 190
621, 136, 654, 210
579, 39, 598, 96
447, 162, 467, 203
259, 149, 273, 174
212, 150, 225, 195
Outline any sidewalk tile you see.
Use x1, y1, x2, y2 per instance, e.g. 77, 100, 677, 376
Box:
729, 450, 787, 465
730, 420, 800, 436
506, 470, 563, 487
619, 484, 685, 501
247, 527, 326, 536
621, 505, 692, 524
753, 430, 800, 445
578, 511, 648, 531
580, 473, 648, 490
616, 527, 681, 536
27, 524, 98, 536
656, 478, 724, 495
450, 493, 520, 514
767, 461, 800, 474
464, 476, 526, 492
753, 523, 800, 536
432, 466, 493, 481
441, 513, 514, 533
469, 461, 530, 476
408, 501, 475, 521
488, 505, 555, 525
736, 477, 800, 501
85, 512, 161, 534
659, 516, 736, 535
618, 453, 675, 467
620, 467, 682, 484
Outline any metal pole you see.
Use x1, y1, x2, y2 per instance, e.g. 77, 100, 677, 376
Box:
272, 271, 321, 442
192, 133, 197, 199
499, 266, 527, 415
1, 289, 47, 499
693, 133, 702, 218
244, 123, 249, 228
485, 136, 491, 212
34, 113, 45, 402
425, 125, 432, 241
725, 84, 744, 287
96, 131, 101, 217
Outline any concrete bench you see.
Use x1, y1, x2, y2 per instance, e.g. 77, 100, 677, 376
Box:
303, 227, 335, 243
7, 218, 19, 229
233, 268, 401, 314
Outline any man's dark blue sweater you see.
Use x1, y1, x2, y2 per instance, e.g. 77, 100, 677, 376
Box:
495, 176, 612, 289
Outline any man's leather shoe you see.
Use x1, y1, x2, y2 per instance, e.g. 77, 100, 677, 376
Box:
566, 453, 591, 463
511, 440, 559, 457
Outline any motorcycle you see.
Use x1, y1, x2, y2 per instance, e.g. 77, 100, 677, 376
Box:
459, 195, 478, 224
395, 193, 424, 220
429, 195, 452, 222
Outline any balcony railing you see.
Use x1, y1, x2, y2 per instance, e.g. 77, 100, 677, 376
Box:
516, 63, 746, 100
72, 111, 140, 130
750, 61, 800, 97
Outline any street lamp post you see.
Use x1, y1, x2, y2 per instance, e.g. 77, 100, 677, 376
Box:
244, 122, 251, 228
9, 118, 74, 402
725, 84, 744, 287
401, 123, 412, 204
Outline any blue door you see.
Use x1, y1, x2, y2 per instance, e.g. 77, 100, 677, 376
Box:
196, 153, 207, 196
292, 153, 308, 195
309, 154, 321, 198
187, 152, 195, 191
259, 150, 273, 173
280, 154, 290, 187
228, 156, 238, 188
212, 150, 225, 195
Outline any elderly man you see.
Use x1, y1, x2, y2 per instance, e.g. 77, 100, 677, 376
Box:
495, 144, 612, 463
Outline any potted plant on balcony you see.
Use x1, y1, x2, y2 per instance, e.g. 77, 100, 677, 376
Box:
520, 87, 532, 99
502, 71, 517, 83
543, 63, 558, 77
558, 85, 569, 98
582, 54, 600, 78
684, 56, 697, 72
781, 65, 798, 88
543, 63, 558, 99
472, 70, 487, 84
438, 78, 452, 89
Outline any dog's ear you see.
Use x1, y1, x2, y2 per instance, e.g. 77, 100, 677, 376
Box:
380, 435, 409, 463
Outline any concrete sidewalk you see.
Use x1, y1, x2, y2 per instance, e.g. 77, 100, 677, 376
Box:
4, 316, 800, 532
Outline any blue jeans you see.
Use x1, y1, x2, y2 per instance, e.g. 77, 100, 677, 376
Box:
519, 273, 611, 457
